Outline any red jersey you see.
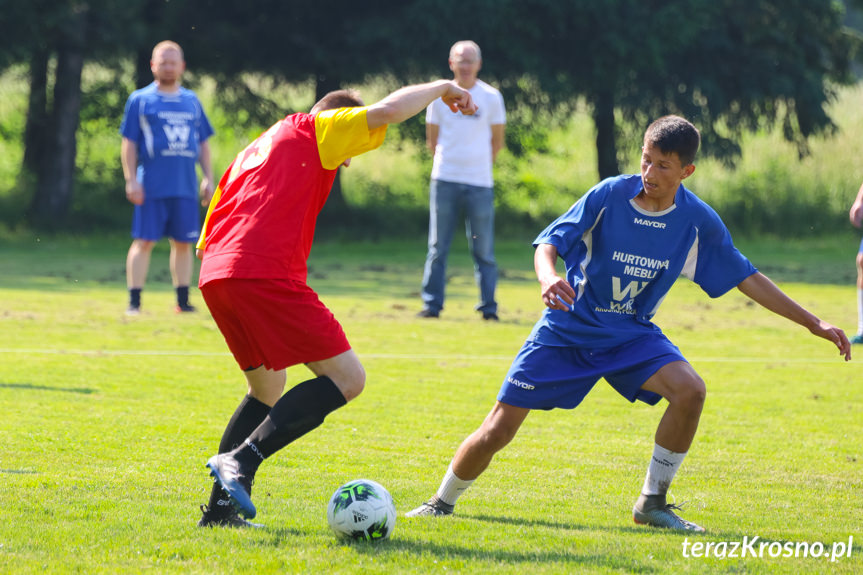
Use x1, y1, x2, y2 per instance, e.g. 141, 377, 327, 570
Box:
197, 107, 387, 286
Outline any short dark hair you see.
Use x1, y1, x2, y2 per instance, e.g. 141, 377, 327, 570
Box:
310, 89, 364, 115
644, 115, 701, 167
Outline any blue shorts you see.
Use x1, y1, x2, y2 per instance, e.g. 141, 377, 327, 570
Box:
131, 197, 201, 243
498, 333, 687, 410
858, 237, 863, 254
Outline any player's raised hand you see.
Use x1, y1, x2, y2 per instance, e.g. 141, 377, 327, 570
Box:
441, 82, 477, 116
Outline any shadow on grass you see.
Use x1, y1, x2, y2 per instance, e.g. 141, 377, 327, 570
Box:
464, 511, 759, 542
341, 536, 661, 573
318, 513, 704, 573
0, 382, 96, 394
251, 513, 756, 571
0, 469, 39, 474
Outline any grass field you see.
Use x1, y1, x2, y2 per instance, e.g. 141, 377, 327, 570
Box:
0, 235, 860, 574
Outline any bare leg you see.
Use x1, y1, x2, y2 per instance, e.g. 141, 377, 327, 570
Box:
451, 401, 530, 480
633, 360, 707, 532
855, 253, 863, 338
857, 252, 863, 290
243, 366, 288, 407
126, 239, 155, 289
640, 361, 706, 453
242, 349, 365, 407
406, 401, 530, 516
306, 348, 365, 402
169, 240, 194, 287
208, 351, 364, 519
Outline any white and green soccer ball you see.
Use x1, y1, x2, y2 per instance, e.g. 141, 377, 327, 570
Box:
326, 479, 396, 541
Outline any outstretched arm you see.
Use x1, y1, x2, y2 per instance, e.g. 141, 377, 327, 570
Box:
198, 140, 215, 207
366, 80, 476, 131
121, 137, 143, 206
737, 272, 851, 360
850, 181, 863, 227
491, 124, 505, 163
535, 243, 576, 310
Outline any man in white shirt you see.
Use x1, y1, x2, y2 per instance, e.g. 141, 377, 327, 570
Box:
418, 40, 506, 320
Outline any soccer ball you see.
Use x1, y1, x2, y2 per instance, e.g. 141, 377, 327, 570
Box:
326, 479, 396, 541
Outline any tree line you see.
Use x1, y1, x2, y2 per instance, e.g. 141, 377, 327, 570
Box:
0, 0, 861, 229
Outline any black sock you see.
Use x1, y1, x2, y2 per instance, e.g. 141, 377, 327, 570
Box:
206, 395, 271, 515
231, 376, 347, 473
176, 286, 190, 307
129, 288, 141, 308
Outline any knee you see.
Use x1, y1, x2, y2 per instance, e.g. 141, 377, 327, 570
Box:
170, 239, 193, 251
675, 376, 706, 412
131, 240, 155, 253
248, 386, 281, 407
476, 420, 518, 453
336, 364, 365, 403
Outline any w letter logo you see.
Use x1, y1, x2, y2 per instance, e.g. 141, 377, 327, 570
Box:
612, 277, 647, 301
163, 124, 190, 144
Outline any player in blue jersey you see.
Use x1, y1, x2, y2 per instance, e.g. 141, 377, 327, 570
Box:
406, 115, 851, 532
120, 40, 215, 315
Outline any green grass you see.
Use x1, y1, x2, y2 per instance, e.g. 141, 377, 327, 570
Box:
0, 236, 860, 574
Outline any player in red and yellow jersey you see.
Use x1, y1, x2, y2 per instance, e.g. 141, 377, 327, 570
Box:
196, 80, 476, 527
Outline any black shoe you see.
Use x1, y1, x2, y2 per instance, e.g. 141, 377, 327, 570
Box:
416, 309, 440, 318
175, 303, 197, 313
206, 453, 257, 519
482, 312, 499, 321
197, 504, 263, 528
404, 495, 454, 517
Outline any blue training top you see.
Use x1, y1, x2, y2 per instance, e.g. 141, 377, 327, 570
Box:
531, 174, 757, 348
120, 83, 214, 200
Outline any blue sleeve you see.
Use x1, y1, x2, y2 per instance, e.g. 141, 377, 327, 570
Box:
692, 213, 757, 298
533, 185, 604, 259
119, 93, 140, 140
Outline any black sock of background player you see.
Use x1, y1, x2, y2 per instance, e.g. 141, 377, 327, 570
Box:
206, 395, 271, 515
176, 286, 190, 307
231, 376, 347, 473
129, 288, 141, 308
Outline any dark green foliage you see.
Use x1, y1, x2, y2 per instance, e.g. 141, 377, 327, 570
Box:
0, 0, 860, 234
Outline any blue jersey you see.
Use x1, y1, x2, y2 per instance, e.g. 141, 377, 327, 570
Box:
120, 83, 214, 200
531, 174, 756, 348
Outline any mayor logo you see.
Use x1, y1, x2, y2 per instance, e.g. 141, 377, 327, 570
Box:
634, 217, 666, 229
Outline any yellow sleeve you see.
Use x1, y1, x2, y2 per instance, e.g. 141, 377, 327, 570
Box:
315, 107, 388, 170
196, 184, 223, 251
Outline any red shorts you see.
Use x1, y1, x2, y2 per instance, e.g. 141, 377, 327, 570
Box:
201, 278, 350, 371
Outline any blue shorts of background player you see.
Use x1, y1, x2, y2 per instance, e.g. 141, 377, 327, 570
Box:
498, 333, 685, 410
126, 197, 201, 315
131, 197, 201, 242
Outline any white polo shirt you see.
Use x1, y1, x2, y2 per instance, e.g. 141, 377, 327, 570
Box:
426, 79, 506, 188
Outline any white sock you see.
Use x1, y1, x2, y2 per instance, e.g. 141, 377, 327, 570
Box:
641, 443, 687, 496
857, 288, 863, 335
435, 463, 474, 506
